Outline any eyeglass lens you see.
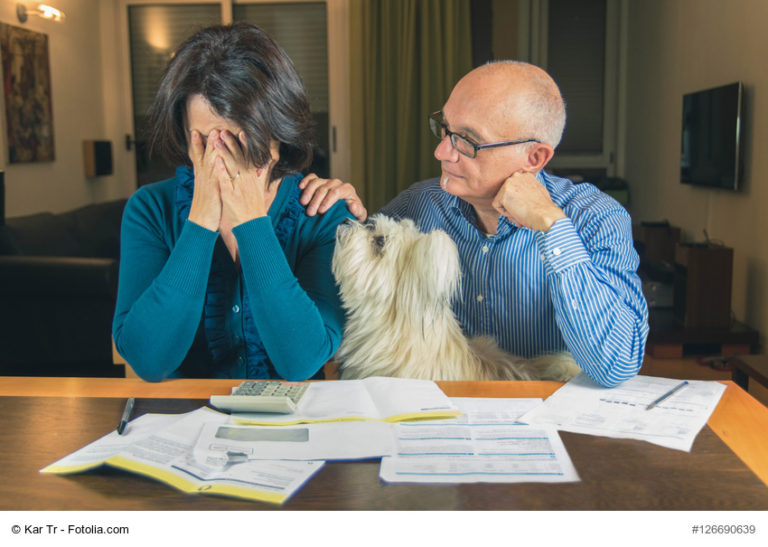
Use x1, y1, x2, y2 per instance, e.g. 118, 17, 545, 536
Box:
429, 116, 476, 157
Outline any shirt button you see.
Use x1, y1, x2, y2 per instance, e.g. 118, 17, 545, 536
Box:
540, 253, 546, 261
232, 305, 241, 313
553, 248, 562, 256
481, 245, 489, 253
476, 294, 484, 302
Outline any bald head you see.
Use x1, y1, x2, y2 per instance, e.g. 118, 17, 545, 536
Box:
453, 61, 566, 149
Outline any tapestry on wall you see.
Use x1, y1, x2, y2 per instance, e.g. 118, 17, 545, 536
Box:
0, 23, 55, 163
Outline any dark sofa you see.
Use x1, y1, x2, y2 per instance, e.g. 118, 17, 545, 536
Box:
0, 199, 127, 377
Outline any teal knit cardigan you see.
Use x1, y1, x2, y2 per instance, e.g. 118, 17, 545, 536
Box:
112, 167, 353, 381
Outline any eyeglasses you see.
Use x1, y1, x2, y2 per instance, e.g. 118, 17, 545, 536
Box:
428, 111, 540, 159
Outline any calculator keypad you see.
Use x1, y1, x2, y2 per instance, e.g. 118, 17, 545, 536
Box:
233, 381, 309, 402
209, 381, 310, 413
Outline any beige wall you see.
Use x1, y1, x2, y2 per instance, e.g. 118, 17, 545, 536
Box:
0, 0, 133, 217
624, 0, 768, 344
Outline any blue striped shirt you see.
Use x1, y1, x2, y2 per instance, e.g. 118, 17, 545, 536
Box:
380, 171, 649, 387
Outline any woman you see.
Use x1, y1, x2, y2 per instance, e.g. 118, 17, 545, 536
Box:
112, 24, 353, 381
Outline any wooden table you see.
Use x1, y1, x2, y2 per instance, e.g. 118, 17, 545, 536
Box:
0, 377, 767, 510
730, 354, 768, 391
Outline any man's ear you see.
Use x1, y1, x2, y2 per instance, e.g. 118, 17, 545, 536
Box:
522, 143, 555, 172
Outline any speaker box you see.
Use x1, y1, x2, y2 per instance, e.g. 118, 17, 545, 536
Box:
83, 140, 113, 177
673, 243, 733, 328
634, 222, 681, 265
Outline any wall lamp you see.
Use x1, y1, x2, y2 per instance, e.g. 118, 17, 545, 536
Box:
16, 3, 67, 23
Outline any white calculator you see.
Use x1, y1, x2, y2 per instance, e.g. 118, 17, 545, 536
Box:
209, 380, 310, 414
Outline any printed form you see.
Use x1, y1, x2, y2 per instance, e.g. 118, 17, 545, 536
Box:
379, 398, 580, 484
42, 408, 323, 504
519, 374, 726, 451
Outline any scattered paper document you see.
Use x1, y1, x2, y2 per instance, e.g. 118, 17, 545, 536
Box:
445, 397, 542, 423
379, 397, 580, 484
194, 420, 396, 465
38, 412, 183, 473
519, 374, 727, 451
162, 453, 323, 504
41, 407, 322, 504
232, 376, 459, 425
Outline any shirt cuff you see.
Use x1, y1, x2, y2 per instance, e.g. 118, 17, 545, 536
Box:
535, 217, 590, 275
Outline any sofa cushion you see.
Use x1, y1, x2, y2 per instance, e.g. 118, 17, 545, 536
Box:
1, 199, 126, 258
63, 199, 126, 259
0, 255, 118, 298
0, 225, 18, 254
2, 212, 80, 256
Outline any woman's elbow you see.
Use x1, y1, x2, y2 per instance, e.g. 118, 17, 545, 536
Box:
113, 338, 173, 382
280, 355, 329, 382
133, 366, 168, 383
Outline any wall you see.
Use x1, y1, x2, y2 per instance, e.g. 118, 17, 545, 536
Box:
4, 0, 766, 342
624, 0, 768, 343
0, 0, 133, 217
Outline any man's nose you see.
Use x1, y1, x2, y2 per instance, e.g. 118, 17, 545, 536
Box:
434, 135, 458, 162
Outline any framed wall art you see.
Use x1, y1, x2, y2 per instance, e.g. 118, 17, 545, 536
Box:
0, 22, 55, 163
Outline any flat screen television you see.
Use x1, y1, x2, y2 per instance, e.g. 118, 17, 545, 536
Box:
680, 82, 743, 190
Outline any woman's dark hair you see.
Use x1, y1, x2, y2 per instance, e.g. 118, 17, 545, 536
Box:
147, 23, 313, 181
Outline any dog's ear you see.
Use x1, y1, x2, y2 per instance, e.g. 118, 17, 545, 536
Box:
400, 229, 461, 303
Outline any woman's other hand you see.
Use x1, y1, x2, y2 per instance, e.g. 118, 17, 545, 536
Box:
217, 130, 276, 225
299, 173, 368, 221
187, 129, 223, 232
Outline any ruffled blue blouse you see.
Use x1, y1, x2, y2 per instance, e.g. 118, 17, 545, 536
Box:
173, 166, 326, 379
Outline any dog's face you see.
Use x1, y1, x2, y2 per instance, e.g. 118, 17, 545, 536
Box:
332, 215, 461, 313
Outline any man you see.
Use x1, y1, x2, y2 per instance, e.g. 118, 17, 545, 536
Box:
300, 61, 648, 387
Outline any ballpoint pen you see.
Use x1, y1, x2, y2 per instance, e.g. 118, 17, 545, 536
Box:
646, 380, 689, 410
117, 397, 135, 435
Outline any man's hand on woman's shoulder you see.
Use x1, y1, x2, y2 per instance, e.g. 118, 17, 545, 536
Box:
299, 173, 368, 221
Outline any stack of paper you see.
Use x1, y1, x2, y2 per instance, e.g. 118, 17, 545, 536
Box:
48, 374, 726, 502
231, 376, 460, 425
41, 408, 324, 505
379, 398, 580, 484
40, 377, 460, 504
194, 420, 396, 466
519, 374, 726, 451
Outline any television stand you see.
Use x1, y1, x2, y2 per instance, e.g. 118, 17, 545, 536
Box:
646, 309, 758, 358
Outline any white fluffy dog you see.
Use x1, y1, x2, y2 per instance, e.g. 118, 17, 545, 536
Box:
332, 214, 581, 382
